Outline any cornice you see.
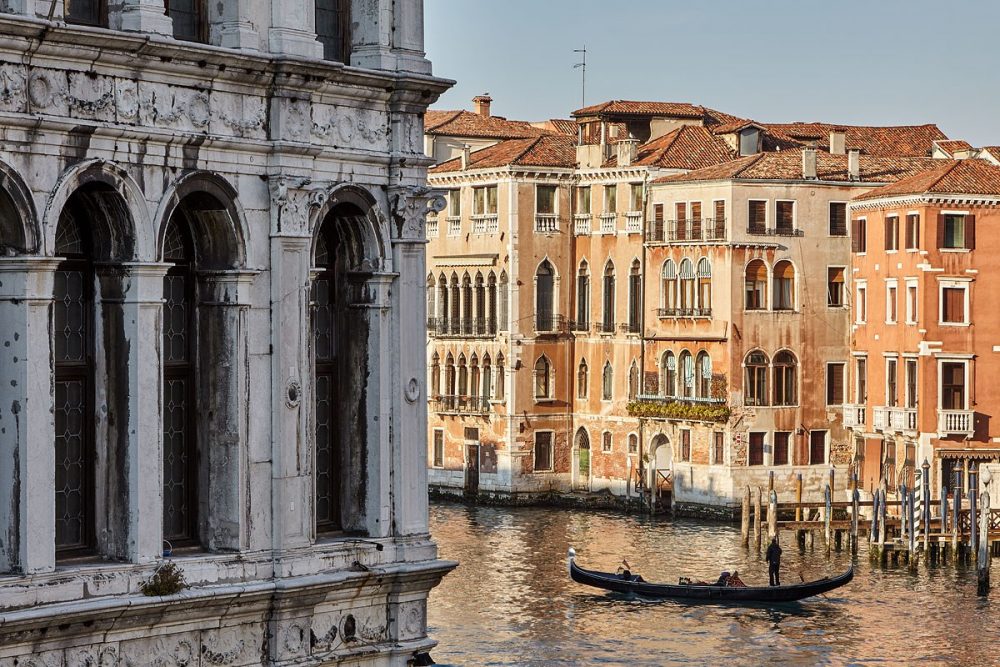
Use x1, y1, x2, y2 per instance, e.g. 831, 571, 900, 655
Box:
849, 194, 1000, 211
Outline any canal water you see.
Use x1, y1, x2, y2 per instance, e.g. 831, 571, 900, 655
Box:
427, 501, 999, 666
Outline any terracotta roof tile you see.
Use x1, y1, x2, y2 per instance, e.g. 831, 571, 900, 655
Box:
653, 151, 942, 186
979, 146, 1000, 159
424, 110, 547, 140
761, 122, 945, 157
572, 100, 706, 119
853, 159, 1000, 200
430, 134, 577, 173
935, 139, 973, 155
604, 125, 736, 170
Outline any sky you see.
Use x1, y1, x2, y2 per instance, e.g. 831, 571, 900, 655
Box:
425, 0, 1000, 146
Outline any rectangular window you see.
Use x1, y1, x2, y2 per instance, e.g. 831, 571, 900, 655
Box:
712, 432, 724, 465
855, 357, 867, 403
533, 431, 553, 472
856, 284, 867, 323
433, 430, 444, 468
604, 185, 616, 214
826, 362, 845, 405
940, 362, 966, 410
448, 190, 461, 217
474, 186, 498, 215
886, 358, 898, 407
940, 285, 968, 324
714, 200, 726, 222
166, 0, 206, 42
852, 218, 867, 253
602, 431, 613, 453
575, 186, 591, 214
809, 431, 827, 465
905, 281, 918, 323
748, 200, 766, 234
775, 200, 795, 234
827, 267, 845, 307
886, 283, 898, 324
905, 213, 920, 249
681, 429, 691, 462
629, 183, 643, 211
64, 0, 106, 26
675, 202, 687, 223
748, 432, 765, 466
773, 432, 790, 466
536, 185, 556, 215
316, 0, 351, 62
905, 359, 918, 409
884, 216, 899, 251
939, 213, 975, 249
829, 202, 847, 236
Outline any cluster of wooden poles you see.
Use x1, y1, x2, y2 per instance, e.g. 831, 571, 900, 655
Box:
739, 464, 996, 597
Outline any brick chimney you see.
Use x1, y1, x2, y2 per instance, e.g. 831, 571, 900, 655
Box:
848, 149, 860, 180
617, 138, 640, 167
472, 94, 492, 117
461, 144, 471, 170
829, 129, 846, 155
802, 148, 817, 179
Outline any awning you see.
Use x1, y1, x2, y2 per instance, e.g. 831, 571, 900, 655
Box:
936, 448, 1000, 460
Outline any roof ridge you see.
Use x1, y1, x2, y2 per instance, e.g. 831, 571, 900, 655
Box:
733, 152, 767, 177
426, 110, 464, 132
923, 160, 963, 192
511, 135, 546, 165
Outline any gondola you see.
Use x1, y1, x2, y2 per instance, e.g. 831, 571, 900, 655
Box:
567, 548, 853, 603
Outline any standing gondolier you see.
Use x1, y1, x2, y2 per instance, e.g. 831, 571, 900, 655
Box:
766, 536, 782, 586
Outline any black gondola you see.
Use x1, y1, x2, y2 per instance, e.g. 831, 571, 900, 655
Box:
567, 548, 853, 603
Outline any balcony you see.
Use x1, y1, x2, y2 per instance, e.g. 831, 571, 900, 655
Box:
645, 218, 727, 244
535, 214, 559, 233
747, 224, 804, 237
625, 211, 642, 234
428, 317, 497, 338
872, 405, 918, 433
426, 219, 439, 238
656, 307, 712, 318
573, 214, 592, 235
938, 409, 975, 438
471, 214, 499, 234
842, 404, 866, 429
872, 406, 890, 431
433, 395, 492, 415
618, 321, 641, 335
598, 213, 617, 234
446, 215, 461, 237
629, 395, 730, 422
535, 314, 568, 335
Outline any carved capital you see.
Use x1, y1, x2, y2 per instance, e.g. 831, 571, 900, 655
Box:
389, 186, 446, 241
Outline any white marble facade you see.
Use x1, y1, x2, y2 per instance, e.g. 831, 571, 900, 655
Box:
0, 1, 454, 664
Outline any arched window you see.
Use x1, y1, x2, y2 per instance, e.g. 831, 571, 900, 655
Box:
449, 273, 460, 332
745, 260, 767, 310
772, 261, 795, 310
536, 260, 555, 331
445, 353, 456, 410
697, 258, 712, 313
679, 258, 695, 312
166, 0, 207, 42
458, 354, 468, 397
628, 260, 641, 333
461, 272, 473, 334
431, 352, 441, 396
315, 0, 352, 63
499, 271, 509, 331
578, 359, 589, 399
602, 261, 615, 332
470, 353, 480, 401
773, 350, 797, 406
474, 272, 486, 334
487, 272, 498, 334
628, 361, 639, 400
426, 274, 436, 331
628, 433, 639, 454
745, 350, 769, 406
496, 353, 506, 399
661, 260, 677, 312
482, 353, 493, 400
534, 355, 553, 399
602, 431, 613, 453
602, 361, 613, 400
438, 274, 449, 332
576, 260, 590, 329
661, 351, 676, 398
696, 351, 712, 398
680, 350, 695, 398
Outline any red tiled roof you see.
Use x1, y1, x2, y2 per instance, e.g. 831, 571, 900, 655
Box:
532, 118, 577, 136
604, 125, 736, 170
430, 134, 577, 173
853, 159, 1000, 200
934, 139, 973, 155
979, 146, 1000, 159
572, 100, 706, 119
424, 110, 547, 140
653, 151, 942, 185
762, 122, 945, 157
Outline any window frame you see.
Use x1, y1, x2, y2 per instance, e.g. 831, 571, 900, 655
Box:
166, 0, 209, 43
747, 199, 768, 234
855, 280, 867, 324
315, 0, 352, 63
828, 201, 848, 237
535, 184, 558, 216
809, 430, 828, 465
885, 279, 898, 325
905, 212, 920, 251
774, 199, 796, 235
533, 430, 555, 472
938, 359, 969, 410
827, 265, 846, 308
904, 278, 918, 324
680, 429, 691, 462
884, 214, 900, 252
938, 279, 970, 326
826, 362, 846, 406
601, 431, 613, 453
432, 429, 445, 468
64, 0, 108, 27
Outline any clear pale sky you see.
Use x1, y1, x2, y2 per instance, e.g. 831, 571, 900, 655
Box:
425, 0, 1000, 146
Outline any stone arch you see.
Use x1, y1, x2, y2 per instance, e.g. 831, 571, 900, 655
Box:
310, 183, 389, 273
155, 171, 248, 270
44, 159, 151, 261
0, 158, 40, 254
650, 433, 673, 470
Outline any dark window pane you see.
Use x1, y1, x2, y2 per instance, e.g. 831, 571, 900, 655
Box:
167, 0, 204, 42
65, 0, 105, 26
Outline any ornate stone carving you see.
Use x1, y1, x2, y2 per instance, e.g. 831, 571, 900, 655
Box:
120, 636, 196, 666
282, 621, 307, 655
399, 601, 426, 640
0, 65, 25, 111
404, 377, 420, 403
269, 176, 313, 234
390, 186, 446, 241
27, 70, 58, 108
200, 639, 245, 665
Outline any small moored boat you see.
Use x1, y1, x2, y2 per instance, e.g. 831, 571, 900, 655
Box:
567, 548, 853, 603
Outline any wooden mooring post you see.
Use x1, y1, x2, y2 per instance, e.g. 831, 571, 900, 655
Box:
908, 487, 917, 566
952, 486, 961, 561
795, 474, 803, 522
753, 487, 763, 549
969, 466, 979, 561
922, 460, 931, 554
851, 486, 860, 554
741, 486, 750, 547
978, 469, 992, 596
767, 490, 777, 541
823, 484, 832, 551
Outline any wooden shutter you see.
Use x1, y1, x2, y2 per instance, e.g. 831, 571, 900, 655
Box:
828, 364, 844, 404
654, 204, 663, 221
776, 201, 793, 232
966, 214, 976, 250
715, 200, 725, 221
936, 213, 946, 248
851, 219, 860, 252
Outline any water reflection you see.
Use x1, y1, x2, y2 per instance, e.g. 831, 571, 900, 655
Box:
428, 502, 998, 666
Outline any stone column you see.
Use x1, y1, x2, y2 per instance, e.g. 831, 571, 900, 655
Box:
0, 258, 59, 575
217, 0, 260, 50
121, 262, 171, 564
115, 0, 174, 36
198, 270, 257, 551
268, 0, 323, 58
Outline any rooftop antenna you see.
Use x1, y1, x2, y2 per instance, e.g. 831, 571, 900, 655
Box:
573, 46, 587, 108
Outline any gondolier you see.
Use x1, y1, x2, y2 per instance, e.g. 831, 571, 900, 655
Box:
765, 537, 782, 586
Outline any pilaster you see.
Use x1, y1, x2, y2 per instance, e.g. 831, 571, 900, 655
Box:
218, 0, 261, 50
115, 0, 175, 36
268, 0, 324, 58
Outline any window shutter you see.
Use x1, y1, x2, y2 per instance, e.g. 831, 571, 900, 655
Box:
966, 214, 976, 250
936, 214, 946, 248
851, 220, 859, 252
654, 204, 663, 222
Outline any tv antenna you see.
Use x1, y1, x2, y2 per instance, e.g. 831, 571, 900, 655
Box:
573, 46, 587, 108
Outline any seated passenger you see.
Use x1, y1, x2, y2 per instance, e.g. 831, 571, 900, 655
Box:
715, 571, 731, 586
727, 571, 746, 587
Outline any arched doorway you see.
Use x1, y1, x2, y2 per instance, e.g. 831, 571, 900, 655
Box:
574, 427, 591, 491
649, 433, 673, 509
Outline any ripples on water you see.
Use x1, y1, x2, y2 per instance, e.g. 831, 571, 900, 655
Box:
427, 502, 999, 666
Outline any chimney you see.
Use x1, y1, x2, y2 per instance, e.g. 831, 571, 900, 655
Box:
802, 148, 817, 179
829, 129, 846, 155
461, 144, 471, 170
472, 94, 492, 117
617, 138, 639, 167
848, 149, 860, 181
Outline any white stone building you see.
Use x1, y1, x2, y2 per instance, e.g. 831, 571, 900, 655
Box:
0, 1, 453, 664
